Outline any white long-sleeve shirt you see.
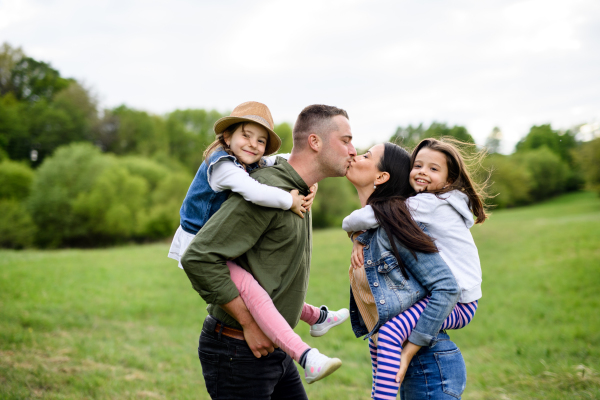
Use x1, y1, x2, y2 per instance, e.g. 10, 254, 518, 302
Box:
208, 153, 293, 210
342, 190, 482, 303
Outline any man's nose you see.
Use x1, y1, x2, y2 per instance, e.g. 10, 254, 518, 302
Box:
349, 143, 357, 156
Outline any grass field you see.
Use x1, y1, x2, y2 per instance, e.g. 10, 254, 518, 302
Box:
1, 191, 599, 399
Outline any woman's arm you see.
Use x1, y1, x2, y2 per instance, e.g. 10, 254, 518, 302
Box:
378, 230, 460, 347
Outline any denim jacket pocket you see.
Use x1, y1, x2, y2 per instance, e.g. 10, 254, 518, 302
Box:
377, 252, 408, 290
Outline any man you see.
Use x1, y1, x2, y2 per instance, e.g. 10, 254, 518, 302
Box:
181, 104, 356, 399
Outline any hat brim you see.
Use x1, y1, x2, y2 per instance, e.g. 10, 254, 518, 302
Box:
214, 116, 282, 156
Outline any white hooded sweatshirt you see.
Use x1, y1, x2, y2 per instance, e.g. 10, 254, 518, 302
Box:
342, 190, 482, 303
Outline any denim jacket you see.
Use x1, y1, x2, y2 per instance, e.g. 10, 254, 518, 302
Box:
349, 225, 460, 347
180, 149, 259, 234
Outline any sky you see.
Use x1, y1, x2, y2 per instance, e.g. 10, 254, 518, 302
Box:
1, 0, 599, 152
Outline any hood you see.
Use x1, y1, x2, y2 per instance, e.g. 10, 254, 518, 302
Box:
445, 190, 474, 229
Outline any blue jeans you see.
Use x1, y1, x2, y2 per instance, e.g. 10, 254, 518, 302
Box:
400, 333, 467, 400
198, 315, 308, 400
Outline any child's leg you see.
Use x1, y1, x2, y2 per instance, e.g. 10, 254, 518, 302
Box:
373, 299, 428, 400
227, 261, 310, 362
372, 300, 479, 400
369, 338, 378, 399
300, 303, 321, 325
440, 301, 479, 330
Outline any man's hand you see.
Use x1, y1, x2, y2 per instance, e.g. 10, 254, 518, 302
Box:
290, 189, 307, 219
241, 320, 276, 358
350, 232, 365, 269
303, 183, 318, 211
221, 296, 276, 358
396, 341, 421, 383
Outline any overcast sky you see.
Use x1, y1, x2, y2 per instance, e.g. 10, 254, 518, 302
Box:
2, 0, 599, 152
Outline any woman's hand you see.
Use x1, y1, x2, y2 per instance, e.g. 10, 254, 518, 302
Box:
290, 189, 306, 218
351, 232, 365, 269
303, 183, 318, 211
396, 341, 421, 383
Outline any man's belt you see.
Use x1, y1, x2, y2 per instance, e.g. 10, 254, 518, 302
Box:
215, 322, 245, 341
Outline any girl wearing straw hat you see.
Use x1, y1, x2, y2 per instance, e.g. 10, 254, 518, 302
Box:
168, 101, 349, 384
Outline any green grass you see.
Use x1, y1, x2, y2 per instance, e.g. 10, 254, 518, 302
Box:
1, 191, 599, 399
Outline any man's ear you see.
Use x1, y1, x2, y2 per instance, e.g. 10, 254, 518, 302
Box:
375, 171, 390, 186
308, 133, 322, 152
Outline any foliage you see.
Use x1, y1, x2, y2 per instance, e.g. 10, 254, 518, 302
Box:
311, 177, 361, 229
515, 124, 578, 165
274, 122, 293, 154
0, 159, 34, 200
483, 154, 533, 208
574, 137, 600, 195
391, 122, 475, 150
27, 142, 192, 247
0, 199, 36, 248
513, 147, 570, 201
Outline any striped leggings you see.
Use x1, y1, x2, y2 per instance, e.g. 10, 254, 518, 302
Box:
369, 300, 478, 400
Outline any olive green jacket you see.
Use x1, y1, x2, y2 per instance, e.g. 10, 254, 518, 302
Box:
181, 158, 312, 329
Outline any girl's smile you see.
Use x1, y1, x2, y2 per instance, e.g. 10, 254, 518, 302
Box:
409, 147, 450, 192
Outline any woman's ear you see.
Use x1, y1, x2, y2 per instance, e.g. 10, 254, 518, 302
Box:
375, 171, 390, 186
308, 133, 322, 152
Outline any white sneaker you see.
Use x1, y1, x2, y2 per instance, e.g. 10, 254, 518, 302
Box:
304, 348, 342, 384
310, 306, 350, 337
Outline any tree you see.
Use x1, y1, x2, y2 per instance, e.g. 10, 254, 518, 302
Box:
390, 122, 474, 150
515, 124, 577, 165
274, 122, 293, 154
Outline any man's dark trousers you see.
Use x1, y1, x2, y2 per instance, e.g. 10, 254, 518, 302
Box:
199, 316, 308, 400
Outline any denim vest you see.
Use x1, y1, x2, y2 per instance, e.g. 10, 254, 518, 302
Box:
349, 225, 460, 346
180, 149, 259, 234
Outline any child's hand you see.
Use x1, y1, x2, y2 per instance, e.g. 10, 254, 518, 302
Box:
396, 341, 421, 383
290, 189, 307, 219
303, 183, 318, 211
351, 232, 365, 269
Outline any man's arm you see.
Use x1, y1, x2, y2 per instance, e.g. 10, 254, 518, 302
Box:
181, 193, 279, 357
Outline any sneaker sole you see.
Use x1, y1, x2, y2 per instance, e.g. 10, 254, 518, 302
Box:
309, 312, 350, 337
306, 358, 342, 384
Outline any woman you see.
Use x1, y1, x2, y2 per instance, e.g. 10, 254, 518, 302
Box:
345, 142, 468, 400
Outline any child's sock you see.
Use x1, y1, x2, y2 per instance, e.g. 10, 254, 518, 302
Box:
309, 306, 350, 337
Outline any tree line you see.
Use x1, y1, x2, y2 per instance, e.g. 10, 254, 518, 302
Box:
1, 42, 599, 248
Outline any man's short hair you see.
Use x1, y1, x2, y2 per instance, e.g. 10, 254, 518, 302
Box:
293, 104, 349, 149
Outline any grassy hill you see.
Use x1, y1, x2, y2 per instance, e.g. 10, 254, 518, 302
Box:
1, 191, 599, 399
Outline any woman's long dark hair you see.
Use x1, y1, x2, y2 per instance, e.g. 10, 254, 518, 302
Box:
368, 143, 439, 280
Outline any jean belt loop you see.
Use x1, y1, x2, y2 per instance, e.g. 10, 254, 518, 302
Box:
217, 323, 224, 341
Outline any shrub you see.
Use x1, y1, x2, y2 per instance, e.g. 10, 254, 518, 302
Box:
0, 159, 34, 200
27, 142, 192, 247
514, 147, 569, 201
312, 178, 361, 229
484, 154, 533, 208
0, 199, 37, 248
574, 138, 600, 195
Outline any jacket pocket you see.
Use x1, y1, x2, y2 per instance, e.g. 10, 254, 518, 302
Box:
377, 252, 407, 290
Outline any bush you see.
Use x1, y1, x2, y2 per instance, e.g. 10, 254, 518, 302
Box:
312, 177, 361, 229
514, 147, 569, 201
574, 138, 600, 195
0, 199, 37, 248
484, 154, 533, 208
27, 142, 192, 247
0, 159, 34, 200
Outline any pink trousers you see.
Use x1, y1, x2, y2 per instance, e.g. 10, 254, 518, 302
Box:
227, 261, 321, 362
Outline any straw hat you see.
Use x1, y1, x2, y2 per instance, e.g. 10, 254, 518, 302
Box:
213, 101, 282, 156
